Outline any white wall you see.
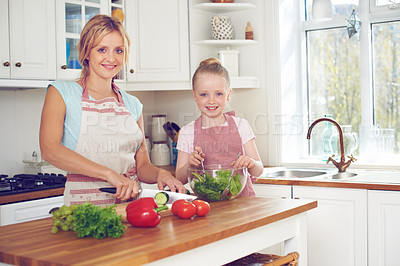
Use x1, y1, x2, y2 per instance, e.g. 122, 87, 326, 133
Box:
0, 88, 45, 175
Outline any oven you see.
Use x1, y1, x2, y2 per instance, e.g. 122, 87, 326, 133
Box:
0, 173, 66, 226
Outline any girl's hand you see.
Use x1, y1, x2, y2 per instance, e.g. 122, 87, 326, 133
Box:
232, 155, 256, 170
188, 146, 204, 168
107, 173, 141, 201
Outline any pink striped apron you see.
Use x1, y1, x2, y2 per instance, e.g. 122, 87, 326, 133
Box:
193, 113, 256, 197
64, 80, 143, 206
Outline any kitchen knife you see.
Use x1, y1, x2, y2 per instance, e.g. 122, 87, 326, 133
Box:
99, 188, 196, 204
99, 187, 118, 193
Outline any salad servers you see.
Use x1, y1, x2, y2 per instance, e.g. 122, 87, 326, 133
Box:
201, 160, 206, 180
220, 152, 241, 200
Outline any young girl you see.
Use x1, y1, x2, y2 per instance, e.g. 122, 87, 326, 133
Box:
40, 15, 185, 206
175, 58, 263, 196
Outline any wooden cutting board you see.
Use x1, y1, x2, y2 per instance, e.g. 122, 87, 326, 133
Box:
114, 202, 173, 223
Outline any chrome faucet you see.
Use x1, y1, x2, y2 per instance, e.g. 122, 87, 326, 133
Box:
307, 117, 356, 172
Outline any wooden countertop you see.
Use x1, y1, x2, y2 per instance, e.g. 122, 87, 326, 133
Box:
0, 187, 64, 205
256, 168, 400, 191
0, 197, 317, 266
255, 178, 400, 191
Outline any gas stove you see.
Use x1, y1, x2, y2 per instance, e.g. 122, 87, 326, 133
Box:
0, 173, 66, 196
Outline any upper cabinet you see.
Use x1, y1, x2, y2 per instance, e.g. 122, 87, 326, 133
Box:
0, 0, 261, 90
189, 0, 262, 88
0, 0, 56, 80
55, 0, 116, 80
125, 0, 190, 89
0, 0, 9, 79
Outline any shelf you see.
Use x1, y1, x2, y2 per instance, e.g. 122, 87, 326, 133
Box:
0, 79, 53, 89
192, 3, 256, 13
231, 76, 260, 89
195, 39, 258, 46
65, 32, 80, 39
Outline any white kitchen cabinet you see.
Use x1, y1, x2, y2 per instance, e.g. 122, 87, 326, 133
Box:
368, 190, 400, 266
0, 0, 56, 80
293, 186, 367, 266
55, 0, 120, 80
125, 0, 190, 88
189, 0, 262, 89
0, 0, 10, 78
253, 183, 292, 199
0, 196, 64, 226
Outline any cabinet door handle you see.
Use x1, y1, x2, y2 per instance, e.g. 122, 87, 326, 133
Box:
281, 196, 286, 199
15, 62, 22, 67
61, 65, 67, 70
130, 69, 134, 73
3, 61, 10, 67
294, 197, 300, 199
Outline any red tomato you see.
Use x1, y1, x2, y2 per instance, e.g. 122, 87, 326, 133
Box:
192, 200, 210, 217
175, 201, 196, 219
171, 199, 188, 215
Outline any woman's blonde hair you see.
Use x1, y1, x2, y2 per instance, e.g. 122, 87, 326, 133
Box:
192, 58, 230, 90
77, 14, 130, 80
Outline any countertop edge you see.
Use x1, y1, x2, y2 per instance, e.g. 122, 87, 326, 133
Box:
255, 178, 400, 191
0, 188, 64, 205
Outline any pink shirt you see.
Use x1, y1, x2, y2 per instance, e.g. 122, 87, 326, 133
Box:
177, 116, 255, 155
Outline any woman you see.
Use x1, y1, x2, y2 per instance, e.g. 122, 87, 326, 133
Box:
40, 14, 185, 206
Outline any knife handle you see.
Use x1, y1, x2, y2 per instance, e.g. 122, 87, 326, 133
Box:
99, 187, 116, 193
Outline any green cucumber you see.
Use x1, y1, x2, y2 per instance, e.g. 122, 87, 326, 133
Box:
155, 192, 169, 205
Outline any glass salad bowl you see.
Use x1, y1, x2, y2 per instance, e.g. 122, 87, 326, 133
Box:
188, 164, 247, 202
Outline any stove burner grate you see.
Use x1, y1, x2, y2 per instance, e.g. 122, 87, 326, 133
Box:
0, 173, 66, 196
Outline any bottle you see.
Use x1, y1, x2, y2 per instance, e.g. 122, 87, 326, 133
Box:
32, 151, 38, 164
245, 22, 253, 40
321, 115, 333, 162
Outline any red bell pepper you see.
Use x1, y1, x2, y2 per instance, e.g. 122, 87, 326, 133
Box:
126, 197, 168, 227
126, 197, 158, 213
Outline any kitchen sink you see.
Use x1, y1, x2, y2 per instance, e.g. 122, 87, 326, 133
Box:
263, 169, 328, 178
332, 172, 357, 179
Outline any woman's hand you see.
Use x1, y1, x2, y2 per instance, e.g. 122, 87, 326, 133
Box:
189, 146, 204, 168
156, 170, 187, 194
107, 173, 141, 201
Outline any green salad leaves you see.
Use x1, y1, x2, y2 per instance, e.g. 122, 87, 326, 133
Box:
192, 169, 243, 201
51, 202, 126, 239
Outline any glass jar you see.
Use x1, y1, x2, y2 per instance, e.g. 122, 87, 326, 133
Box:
151, 141, 170, 166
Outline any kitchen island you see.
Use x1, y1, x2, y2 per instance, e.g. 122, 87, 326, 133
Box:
0, 197, 317, 266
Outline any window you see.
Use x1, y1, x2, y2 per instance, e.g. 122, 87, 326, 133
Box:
279, 0, 400, 167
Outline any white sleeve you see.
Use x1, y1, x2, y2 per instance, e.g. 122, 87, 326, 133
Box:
233, 117, 256, 145
176, 121, 195, 154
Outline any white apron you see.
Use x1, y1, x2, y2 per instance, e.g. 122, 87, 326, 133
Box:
64, 80, 143, 206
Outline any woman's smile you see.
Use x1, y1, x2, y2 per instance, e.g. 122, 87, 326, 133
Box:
101, 63, 118, 70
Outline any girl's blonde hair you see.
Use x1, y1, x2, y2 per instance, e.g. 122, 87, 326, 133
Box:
77, 14, 130, 81
192, 58, 230, 90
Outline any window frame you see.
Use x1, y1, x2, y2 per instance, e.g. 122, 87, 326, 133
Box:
276, 0, 400, 170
